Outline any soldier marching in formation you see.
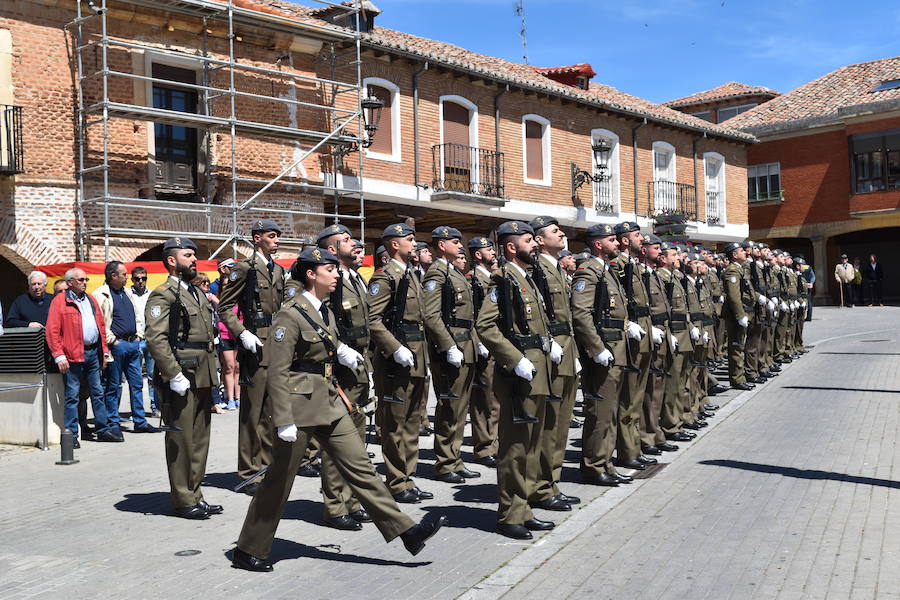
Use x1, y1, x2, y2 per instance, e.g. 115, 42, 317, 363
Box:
142, 217, 810, 566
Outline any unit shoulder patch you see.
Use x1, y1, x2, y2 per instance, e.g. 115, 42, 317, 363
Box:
425, 280, 437, 292
369, 282, 381, 295
573, 280, 586, 292
150, 305, 162, 318
489, 289, 498, 303
230, 271, 238, 281
274, 327, 286, 342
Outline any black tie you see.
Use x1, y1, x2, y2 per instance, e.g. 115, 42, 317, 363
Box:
319, 303, 330, 326
267, 260, 275, 278
188, 284, 200, 304
347, 271, 361, 295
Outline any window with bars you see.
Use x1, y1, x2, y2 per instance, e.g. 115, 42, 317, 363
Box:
748, 162, 781, 201
850, 131, 900, 194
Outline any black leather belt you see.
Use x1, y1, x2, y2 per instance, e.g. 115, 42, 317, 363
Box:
176, 341, 215, 352
447, 317, 473, 330
398, 323, 425, 342
670, 313, 688, 321
548, 321, 572, 336
452, 330, 472, 343
670, 322, 687, 332
702, 316, 716, 326
690, 312, 705, 321
289, 360, 335, 377
116, 335, 138, 342
601, 318, 625, 329
512, 333, 549, 352
84, 342, 99, 351
338, 325, 368, 344
651, 313, 668, 326
630, 306, 651, 318
600, 329, 624, 342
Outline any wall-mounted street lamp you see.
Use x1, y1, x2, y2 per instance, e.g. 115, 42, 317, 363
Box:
334, 91, 384, 161
571, 139, 613, 212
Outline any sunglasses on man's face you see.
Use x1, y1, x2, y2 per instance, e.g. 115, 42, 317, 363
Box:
133, 276, 148, 281
71, 278, 89, 282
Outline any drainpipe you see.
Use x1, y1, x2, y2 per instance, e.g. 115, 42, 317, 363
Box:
632, 118, 647, 216
494, 84, 508, 197
692, 132, 707, 220
412, 61, 429, 202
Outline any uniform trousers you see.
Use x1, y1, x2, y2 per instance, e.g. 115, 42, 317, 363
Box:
432, 357, 475, 475
535, 369, 577, 501
238, 366, 273, 481
580, 342, 625, 477
469, 356, 499, 459
164, 385, 212, 508
375, 358, 426, 495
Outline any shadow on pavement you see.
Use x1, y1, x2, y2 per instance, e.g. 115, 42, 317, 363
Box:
421, 504, 496, 533
225, 541, 431, 568
820, 352, 900, 356
202, 471, 242, 491
282, 498, 326, 525
699, 459, 900, 489
114, 492, 173, 516
781, 385, 900, 394
452, 483, 496, 504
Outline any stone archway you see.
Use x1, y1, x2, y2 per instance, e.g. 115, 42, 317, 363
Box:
0, 249, 30, 311
831, 227, 900, 303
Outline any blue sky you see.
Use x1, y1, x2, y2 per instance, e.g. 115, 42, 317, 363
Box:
297, 0, 900, 103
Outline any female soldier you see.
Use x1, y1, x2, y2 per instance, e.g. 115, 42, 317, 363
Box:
232, 247, 445, 572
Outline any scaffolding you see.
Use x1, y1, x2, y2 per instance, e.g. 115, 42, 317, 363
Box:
66, 0, 368, 260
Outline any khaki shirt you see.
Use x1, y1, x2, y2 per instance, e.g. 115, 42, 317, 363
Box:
367, 259, 429, 378
658, 268, 693, 351
722, 262, 753, 322
535, 253, 576, 378
570, 256, 627, 358
609, 252, 651, 353
218, 252, 286, 345
145, 277, 219, 387
423, 259, 476, 363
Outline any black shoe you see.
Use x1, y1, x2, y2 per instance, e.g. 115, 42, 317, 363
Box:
780, 357, 793, 363
666, 431, 693, 442
393, 490, 421, 504
703, 403, 720, 411
658, 441, 679, 452
97, 430, 124, 442
524, 518, 555, 531
749, 376, 766, 384
612, 471, 634, 484
401, 514, 447, 556
732, 382, 754, 391
707, 385, 729, 395
582, 472, 619, 486
412, 487, 434, 500
72, 439, 81, 449
681, 430, 697, 439
637, 455, 658, 465
614, 458, 645, 470
349, 509, 372, 523
240, 481, 260, 496
457, 467, 481, 479
197, 500, 223, 515
231, 547, 273, 572
367, 451, 376, 458
530, 496, 572, 511
436, 471, 465, 484
325, 515, 363, 531
132, 422, 160, 433
556, 493, 580, 504
683, 421, 701, 431
642, 445, 662, 455
419, 427, 433, 437
496, 523, 533, 540
699, 411, 715, 419
695, 420, 709, 428
297, 464, 319, 478
480, 455, 498, 468
569, 419, 583, 429
174, 504, 209, 520
80, 431, 95, 442
770, 364, 782, 372
759, 371, 774, 378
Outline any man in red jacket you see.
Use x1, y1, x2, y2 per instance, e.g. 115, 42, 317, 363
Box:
46, 267, 117, 446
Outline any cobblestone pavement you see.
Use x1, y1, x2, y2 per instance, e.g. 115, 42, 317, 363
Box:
0, 307, 897, 599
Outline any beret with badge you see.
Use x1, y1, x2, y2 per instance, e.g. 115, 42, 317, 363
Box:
250, 219, 282, 236
467, 236, 493, 249
496, 221, 534, 236
162, 236, 198, 252
382, 223, 416, 239
614, 221, 640, 235
529, 215, 559, 231
431, 226, 462, 240
316, 223, 351, 244
585, 223, 615, 239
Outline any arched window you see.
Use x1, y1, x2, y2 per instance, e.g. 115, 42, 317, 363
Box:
591, 128, 620, 214
703, 152, 726, 225
363, 77, 400, 162
438, 95, 479, 193
651, 141, 677, 213
522, 114, 551, 185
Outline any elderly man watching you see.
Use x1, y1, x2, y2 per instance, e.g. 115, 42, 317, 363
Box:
6, 271, 53, 328
46, 268, 119, 445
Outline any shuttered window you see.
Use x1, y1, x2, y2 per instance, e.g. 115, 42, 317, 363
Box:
367, 84, 392, 155
442, 101, 470, 146
525, 120, 544, 180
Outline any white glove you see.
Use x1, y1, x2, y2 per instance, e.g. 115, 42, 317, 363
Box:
738, 316, 749, 328
446, 345, 464, 368
651, 326, 664, 345
690, 326, 701, 341
514, 357, 536, 381
593, 349, 613, 366
801, 301, 807, 308
758, 294, 767, 305
702, 330, 710, 344
549, 340, 564, 365
239, 330, 263, 352
719, 295, 725, 304
767, 300, 776, 312
575, 357, 582, 375
780, 301, 789, 311
626, 321, 645, 340
277, 424, 297, 443
169, 372, 190, 396
793, 301, 799, 311
392, 346, 415, 367
669, 334, 678, 351
477, 343, 490, 358
337, 343, 364, 369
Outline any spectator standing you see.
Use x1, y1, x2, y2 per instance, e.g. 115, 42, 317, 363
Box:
53, 280, 68, 294
208, 257, 236, 298
864, 254, 884, 306
834, 254, 855, 307
799, 258, 816, 321
46, 268, 118, 444
130, 266, 159, 418
94, 261, 159, 434
851, 257, 863, 305
6, 271, 53, 327
216, 287, 241, 412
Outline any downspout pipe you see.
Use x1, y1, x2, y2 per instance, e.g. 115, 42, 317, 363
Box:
632, 118, 647, 216
692, 132, 708, 220
412, 61, 429, 202
494, 84, 508, 196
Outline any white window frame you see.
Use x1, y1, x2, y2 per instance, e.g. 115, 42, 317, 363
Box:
591, 128, 620, 214
703, 152, 726, 226
652, 141, 676, 181
144, 51, 201, 162
438, 95, 480, 191
748, 162, 782, 202
522, 114, 551, 186
362, 77, 401, 163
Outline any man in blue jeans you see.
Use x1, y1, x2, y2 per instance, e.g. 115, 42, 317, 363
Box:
130, 266, 158, 417
94, 261, 159, 434
46, 267, 119, 445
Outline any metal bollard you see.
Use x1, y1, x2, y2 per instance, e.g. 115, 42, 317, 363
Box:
55, 428, 80, 466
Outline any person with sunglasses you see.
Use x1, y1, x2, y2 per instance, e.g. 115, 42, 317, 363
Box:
131, 266, 159, 418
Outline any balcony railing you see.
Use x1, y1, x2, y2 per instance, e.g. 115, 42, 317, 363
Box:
432, 143, 504, 199
0, 105, 24, 175
648, 180, 697, 220
705, 190, 722, 225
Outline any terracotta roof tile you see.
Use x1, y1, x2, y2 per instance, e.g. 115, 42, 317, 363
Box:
664, 81, 780, 108
728, 56, 900, 134
535, 63, 596, 77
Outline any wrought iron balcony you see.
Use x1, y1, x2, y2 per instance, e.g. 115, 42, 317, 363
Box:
0, 105, 24, 175
432, 143, 505, 204
648, 180, 697, 220
705, 190, 722, 225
